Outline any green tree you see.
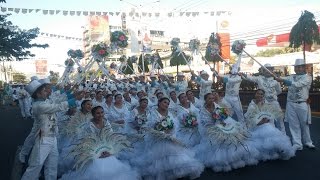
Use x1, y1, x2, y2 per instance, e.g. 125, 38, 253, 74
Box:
204, 32, 223, 69
0, 14, 49, 82
12, 72, 27, 83
138, 54, 150, 73
170, 47, 191, 75
289, 10, 320, 61
122, 57, 134, 75
49, 71, 60, 84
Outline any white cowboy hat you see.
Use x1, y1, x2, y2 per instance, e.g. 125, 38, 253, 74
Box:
25, 80, 43, 97
293, 58, 306, 66
30, 76, 39, 81
38, 78, 51, 85
177, 72, 185, 76
200, 70, 208, 75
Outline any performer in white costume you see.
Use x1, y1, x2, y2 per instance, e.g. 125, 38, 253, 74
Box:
175, 72, 189, 92
132, 97, 204, 180
275, 59, 315, 151
244, 89, 295, 160
219, 66, 244, 122
196, 93, 259, 172
191, 70, 213, 101
242, 63, 285, 132
21, 80, 75, 180
106, 92, 130, 133
175, 92, 201, 148
60, 106, 140, 180
17, 86, 32, 119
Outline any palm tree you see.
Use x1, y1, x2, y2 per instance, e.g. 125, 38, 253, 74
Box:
204, 32, 223, 70
289, 10, 320, 62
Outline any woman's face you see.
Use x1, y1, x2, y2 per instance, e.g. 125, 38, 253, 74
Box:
205, 93, 214, 105
156, 93, 164, 99
115, 95, 123, 104
96, 92, 103, 100
82, 101, 93, 113
44, 84, 52, 96
93, 107, 104, 121
139, 99, 148, 108
158, 99, 170, 110
178, 93, 188, 104
37, 87, 48, 99
186, 91, 194, 100
255, 90, 265, 102
212, 92, 219, 102
170, 91, 177, 100
106, 95, 113, 103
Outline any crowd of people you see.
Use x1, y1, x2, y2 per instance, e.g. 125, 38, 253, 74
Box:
15, 58, 315, 180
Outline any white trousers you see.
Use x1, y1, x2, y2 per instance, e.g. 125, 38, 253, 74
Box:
224, 95, 244, 122
268, 100, 286, 133
21, 137, 58, 180
286, 102, 313, 148
18, 98, 31, 118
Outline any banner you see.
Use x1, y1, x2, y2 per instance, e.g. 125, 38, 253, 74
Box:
35, 60, 48, 75
88, 15, 110, 44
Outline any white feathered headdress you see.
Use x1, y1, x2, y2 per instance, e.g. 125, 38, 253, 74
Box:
69, 128, 131, 170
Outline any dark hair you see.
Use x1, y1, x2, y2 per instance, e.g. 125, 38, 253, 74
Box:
204, 93, 212, 101
178, 92, 185, 101
186, 89, 193, 95
256, 89, 265, 95
81, 99, 92, 109
114, 93, 122, 99
139, 97, 148, 103
158, 96, 170, 106
32, 84, 46, 99
105, 94, 113, 99
91, 106, 104, 115
155, 91, 163, 98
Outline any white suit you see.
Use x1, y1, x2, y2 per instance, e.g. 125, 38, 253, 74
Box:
283, 74, 313, 149
245, 75, 285, 132
194, 77, 212, 100
175, 80, 188, 92
223, 74, 244, 122
18, 88, 32, 118
21, 99, 69, 180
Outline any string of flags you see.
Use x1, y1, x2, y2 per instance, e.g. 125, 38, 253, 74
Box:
0, 24, 83, 41
0, 6, 232, 17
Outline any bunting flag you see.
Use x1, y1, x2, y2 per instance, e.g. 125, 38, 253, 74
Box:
0, 7, 231, 18
0, 24, 84, 41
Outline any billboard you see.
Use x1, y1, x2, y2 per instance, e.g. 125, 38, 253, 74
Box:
89, 15, 110, 44
35, 60, 48, 75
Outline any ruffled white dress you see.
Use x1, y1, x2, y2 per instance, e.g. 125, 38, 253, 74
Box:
57, 111, 93, 176
175, 103, 201, 148
106, 104, 130, 133
195, 104, 260, 172
244, 100, 295, 161
131, 109, 204, 180
60, 120, 140, 180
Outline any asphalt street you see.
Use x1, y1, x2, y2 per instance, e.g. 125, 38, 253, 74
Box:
1, 106, 319, 180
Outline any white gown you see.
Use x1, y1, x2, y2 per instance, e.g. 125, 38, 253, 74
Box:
131, 109, 204, 180
175, 103, 201, 148
60, 121, 140, 180
244, 100, 295, 161
106, 104, 130, 133
195, 104, 260, 172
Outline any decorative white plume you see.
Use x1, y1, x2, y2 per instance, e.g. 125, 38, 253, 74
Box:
69, 128, 131, 170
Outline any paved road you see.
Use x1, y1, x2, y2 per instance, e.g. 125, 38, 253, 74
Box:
1, 106, 320, 180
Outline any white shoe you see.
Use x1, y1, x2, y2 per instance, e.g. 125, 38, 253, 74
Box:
18, 153, 26, 163
305, 143, 316, 149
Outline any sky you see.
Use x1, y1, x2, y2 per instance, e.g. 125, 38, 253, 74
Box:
0, 0, 319, 74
